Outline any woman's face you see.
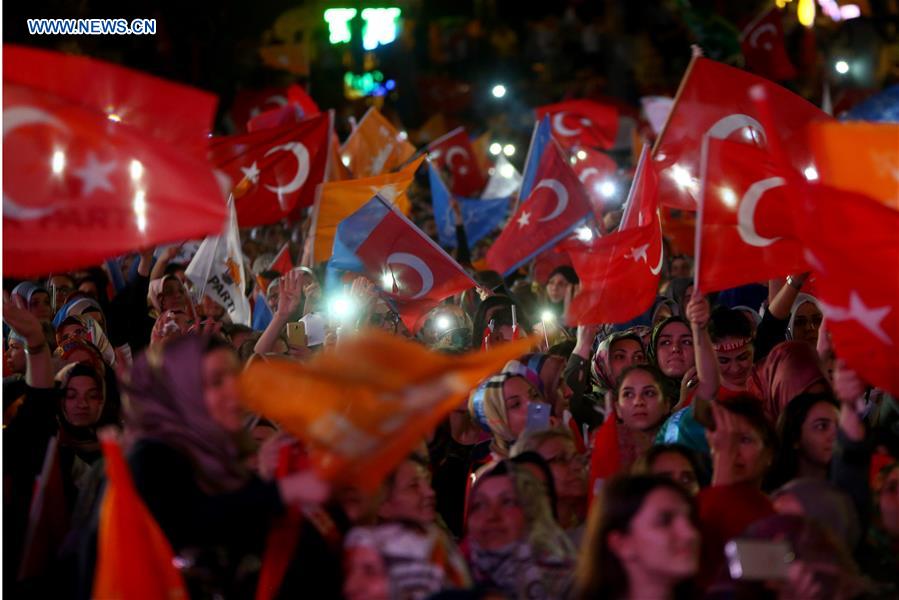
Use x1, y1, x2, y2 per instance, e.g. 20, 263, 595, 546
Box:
343, 546, 389, 600
546, 274, 571, 304
202, 348, 243, 432
650, 452, 700, 496
610, 488, 699, 583
799, 402, 839, 468
6, 339, 27, 375
58, 322, 89, 346
879, 466, 899, 537
49, 275, 75, 309
377, 459, 436, 527
655, 322, 695, 378
617, 369, 668, 432
503, 375, 543, 438
200, 295, 226, 321
160, 278, 188, 312
537, 437, 587, 501
29, 291, 53, 322
64, 375, 103, 427
78, 281, 99, 300
792, 302, 823, 346
719, 414, 771, 485
716, 339, 754, 389
467, 475, 527, 550
609, 339, 646, 383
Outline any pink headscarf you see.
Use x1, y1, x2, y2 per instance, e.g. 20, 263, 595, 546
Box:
747, 341, 830, 423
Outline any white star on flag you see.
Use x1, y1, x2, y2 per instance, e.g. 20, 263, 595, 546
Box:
72, 152, 117, 197
627, 243, 650, 264
819, 291, 893, 345
240, 161, 261, 184
517, 210, 531, 228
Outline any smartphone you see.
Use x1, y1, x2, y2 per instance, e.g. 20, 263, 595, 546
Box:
526, 402, 552, 432
724, 539, 794, 581
286, 321, 307, 348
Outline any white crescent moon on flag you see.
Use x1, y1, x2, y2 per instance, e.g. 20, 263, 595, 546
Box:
445, 146, 470, 175
707, 114, 767, 146
386, 252, 434, 299
578, 167, 600, 183
737, 177, 785, 247
249, 94, 288, 118
650, 221, 664, 275
552, 112, 582, 137
263, 142, 310, 200
535, 179, 569, 222
3, 106, 70, 220
749, 23, 777, 50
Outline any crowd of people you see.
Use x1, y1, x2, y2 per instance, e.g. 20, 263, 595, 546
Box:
3, 217, 898, 598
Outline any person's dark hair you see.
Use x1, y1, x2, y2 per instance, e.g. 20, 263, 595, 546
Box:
510, 451, 559, 520
164, 262, 186, 277
383, 452, 430, 496
548, 340, 576, 359
614, 364, 667, 401
547, 265, 579, 286
221, 323, 254, 340
471, 295, 531, 343
473, 270, 506, 295
721, 395, 779, 452
709, 306, 754, 343
575, 475, 698, 600
632, 443, 709, 488
202, 334, 234, 356
766, 393, 839, 491
259, 269, 281, 282
237, 336, 261, 364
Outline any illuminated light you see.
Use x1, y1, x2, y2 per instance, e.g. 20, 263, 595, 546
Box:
840, 4, 860, 19
435, 315, 451, 330
575, 226, 594, 242
569, 156, 578, 165
51, 150, 66, 175
491, 84, 507, 99
324, 8, 357, 44
541, 310, 555, 322
488, 167, 496, 176
489, 142, 502, 156
499, 163, 515, 178
834, 60, 850, 75
342, 154, 351, 167
669, 164, 699, 192
397, 130, 408, 141
361, 7, 401, 51
803, 166, 819, 181
599, 180, 617, 198
107, 113, 122, 123
775, 0, 792, 7
576, 150, 587, 160
720, 186, 738, 208
381, 272, 395, 289
502, 144, 516, 157
385, 79, 396, 91
797, 0, 816, 27
129, 159, 144, 181
133, 189, 147, 232
329, 295, 356, 319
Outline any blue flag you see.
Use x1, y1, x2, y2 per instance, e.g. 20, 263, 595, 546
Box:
430, 162, 510, 250
519, 115, 551, 202
428, 162, 458, 248
843, 84, 899, 123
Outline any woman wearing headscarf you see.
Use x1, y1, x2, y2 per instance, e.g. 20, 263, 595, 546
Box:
468, 371, 549, 458
746, 340, 831, 424
787, 293, 823, 348
11, 281, 54, 324
648, 316, 697, 407
464, 460, 576, 599
123, 335, 328, 595
664, 277, 693, 318
471, 295, 530, 350
542, 266, 579, 320
53, 295, 109, 335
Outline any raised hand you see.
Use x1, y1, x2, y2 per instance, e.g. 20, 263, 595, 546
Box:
2, 292, 44, 345
685, 290, 710, 330
276, 270, 303, 318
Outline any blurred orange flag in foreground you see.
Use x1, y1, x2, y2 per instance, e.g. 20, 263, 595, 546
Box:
93, 436, 188, 599
240, 329, 534, 490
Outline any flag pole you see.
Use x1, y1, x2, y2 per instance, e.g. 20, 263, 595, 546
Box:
693, 136, 710, 297
514, 118, 544, 213
651, 46, 703, 157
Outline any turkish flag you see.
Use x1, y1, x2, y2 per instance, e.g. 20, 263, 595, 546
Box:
4, 47, 227, 278
697, 138, 808, 293
268, 243, 294, 276
230, 84, 319, 133
653, 57, 830, 210
573, 147, 618, 219
793, 184, 899, 397
355, 208, 476, 331
429, 127, 487, 197
208, 113, 329, 226
565, 153, 662, 325
740, 8, 797, 82
536, 99, 619, 150
487, 142, 594, 276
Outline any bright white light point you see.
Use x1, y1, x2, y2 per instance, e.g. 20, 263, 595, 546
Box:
670, 164, 698, 192
576, 150, 587, 160
502, 144, 515, 157
51, 150, 66, 175
129, 159, 144, 181
331, 296, 353, 318
541, 310, 555, 322
491, 84, 507, 98
599, 180, 617, 198
133, 189, 147, 232
488, 167, 496, 176
342, 155, 351, 166
436, 315, 451, 330
835, 60, 850, 74
720, 187, 738, 207
489, 142, 502, 156
381, 272, 395, 289
840, 5, 860, 19
107, 113, 122, 123
569, 156, 578, 165
576, 226, 593, 241
499, 163, 515, 178
397, 130, 408, 141
804, 166, 819, 181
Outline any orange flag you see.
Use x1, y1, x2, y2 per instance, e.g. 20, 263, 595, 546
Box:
327, 132, 351, 182
808, 122, 899, 211
93, 436, 188, 600
340, 107, 416, 178
239, 329, 535, 490
311, 156, 424, 263
412, 113, 448, 146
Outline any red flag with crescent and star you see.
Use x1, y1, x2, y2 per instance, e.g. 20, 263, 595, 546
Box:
3, 45, 227, 278
208, 113, 329, 226
739, 7, 797, 82
486, 141, 595, 276
572, 147, 619, 220
792, 183, 899, 396
653, 57, 830, 210
696, 137, 808, 293
428, 127, 487, 197
535, 99, 619, 150
565, 148, 663, 325
231, 84, 319, 133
